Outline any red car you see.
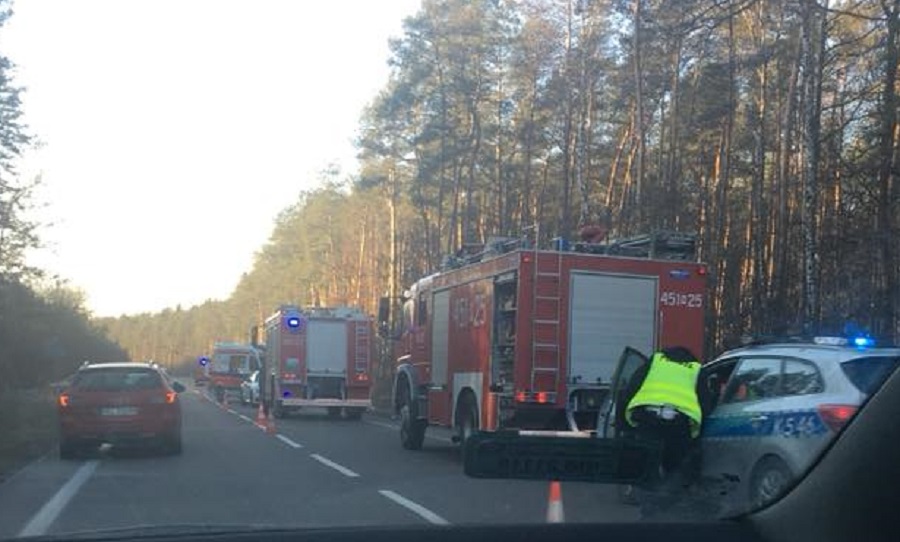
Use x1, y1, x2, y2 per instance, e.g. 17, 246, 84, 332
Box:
57, 362, 185, 458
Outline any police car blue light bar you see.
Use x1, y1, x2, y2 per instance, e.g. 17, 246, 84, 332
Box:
812, 336, 875, 347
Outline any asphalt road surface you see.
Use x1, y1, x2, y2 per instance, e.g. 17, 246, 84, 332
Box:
0, 385, 637, 539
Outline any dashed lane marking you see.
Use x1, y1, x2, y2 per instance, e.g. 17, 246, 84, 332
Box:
310, 453, 360, 478
378, 490, 450, 525
276, 434, 303, 449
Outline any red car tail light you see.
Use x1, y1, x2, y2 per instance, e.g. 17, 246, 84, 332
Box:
58, 394, 70, 407
165, 391, 177, 404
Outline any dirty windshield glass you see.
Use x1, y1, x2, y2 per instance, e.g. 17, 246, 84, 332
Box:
1, 0, 899, 539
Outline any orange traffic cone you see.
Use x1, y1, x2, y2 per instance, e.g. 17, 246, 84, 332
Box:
546, 481, 564, 523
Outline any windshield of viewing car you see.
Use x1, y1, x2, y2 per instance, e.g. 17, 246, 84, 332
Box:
0, 0, 899, 539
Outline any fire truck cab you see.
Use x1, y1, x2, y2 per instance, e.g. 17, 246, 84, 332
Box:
387, 231, 706, 451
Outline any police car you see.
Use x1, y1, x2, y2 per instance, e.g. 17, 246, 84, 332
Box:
699, 335, 899, 511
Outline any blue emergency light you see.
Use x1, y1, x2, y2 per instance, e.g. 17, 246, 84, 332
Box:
852, 336, 875, 348
284, 311, 304, 332
198, 356, 209, 366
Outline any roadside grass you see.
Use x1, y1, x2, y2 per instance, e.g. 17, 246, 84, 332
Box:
0, 388, 58, 482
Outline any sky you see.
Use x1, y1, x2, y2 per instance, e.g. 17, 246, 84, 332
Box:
0, 0, 421, 317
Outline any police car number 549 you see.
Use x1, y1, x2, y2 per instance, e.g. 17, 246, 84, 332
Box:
660, 292, 703, 308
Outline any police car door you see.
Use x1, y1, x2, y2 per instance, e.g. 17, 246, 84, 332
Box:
599, 347, 650, 438
701, 356, 782, 486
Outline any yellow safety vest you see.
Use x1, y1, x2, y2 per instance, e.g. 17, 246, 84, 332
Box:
626, 353, 703, 438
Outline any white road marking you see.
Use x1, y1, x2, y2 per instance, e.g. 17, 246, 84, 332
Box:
276, 434, 303, 448
365, 420, 454, 444
19, 461, 99, 537
238, 414, 253, 423
310, 453, 360, 478
226, 409, 237, 415
378, 490, 450, 525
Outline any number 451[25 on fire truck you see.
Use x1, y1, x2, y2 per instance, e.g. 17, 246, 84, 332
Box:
380, 231, 707, 451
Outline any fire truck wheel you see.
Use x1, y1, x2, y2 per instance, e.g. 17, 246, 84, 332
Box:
273, 401, 285, 419
399, 385, 426, 450
455, 392, 479, 455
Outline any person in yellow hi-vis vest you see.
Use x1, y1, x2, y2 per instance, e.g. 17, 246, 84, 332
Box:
620, 346, 705, 518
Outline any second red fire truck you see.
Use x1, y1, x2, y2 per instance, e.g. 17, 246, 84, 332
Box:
261, 305, 374, 419
383, 231, 707, 450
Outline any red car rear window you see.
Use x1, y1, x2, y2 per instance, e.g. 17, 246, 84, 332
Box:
73, 368, 163, 391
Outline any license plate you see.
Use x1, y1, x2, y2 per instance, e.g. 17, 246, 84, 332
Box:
100, 406, 138, 416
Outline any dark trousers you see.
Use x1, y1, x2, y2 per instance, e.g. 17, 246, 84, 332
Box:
627, 411, 703, 518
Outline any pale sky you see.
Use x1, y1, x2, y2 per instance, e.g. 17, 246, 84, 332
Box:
0, 0, 420, 317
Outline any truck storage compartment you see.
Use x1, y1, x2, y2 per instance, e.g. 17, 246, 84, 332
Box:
306, 320, 348, 375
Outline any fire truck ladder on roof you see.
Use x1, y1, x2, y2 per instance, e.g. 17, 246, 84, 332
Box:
531, 246, 563, 395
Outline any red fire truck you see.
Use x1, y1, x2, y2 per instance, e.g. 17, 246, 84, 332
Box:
261, 305, 373, 420
384, 231, 706, 450
208, 342, 263, 402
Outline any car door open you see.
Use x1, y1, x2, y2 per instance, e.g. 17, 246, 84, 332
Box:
599, 347, 651, 438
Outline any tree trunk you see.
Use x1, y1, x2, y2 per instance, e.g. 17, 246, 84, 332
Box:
878, 0, 900, 340
632, 0, 646, 224
800, 0, 825, 334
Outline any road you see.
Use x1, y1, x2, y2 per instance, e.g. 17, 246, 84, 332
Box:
0, 385, 637, 538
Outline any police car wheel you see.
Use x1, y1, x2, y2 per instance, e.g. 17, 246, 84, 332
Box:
750, 456, 792, 509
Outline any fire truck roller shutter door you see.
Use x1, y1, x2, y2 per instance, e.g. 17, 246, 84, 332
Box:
431, 290, 451, 388
568, 273, 658, 386
306, 320, 348, 375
